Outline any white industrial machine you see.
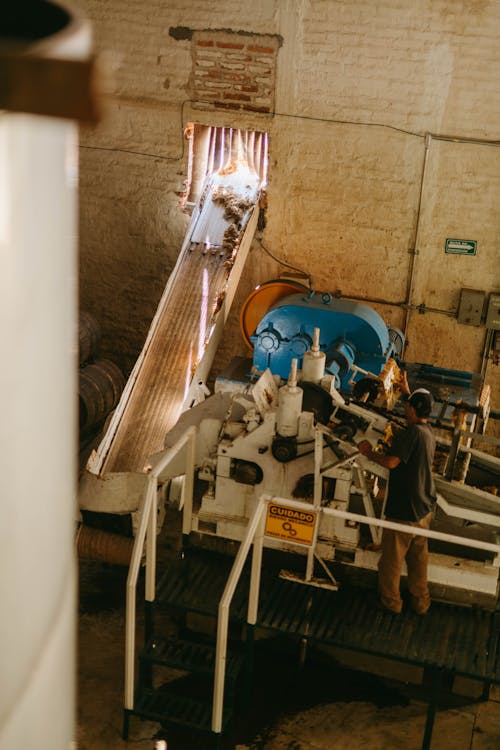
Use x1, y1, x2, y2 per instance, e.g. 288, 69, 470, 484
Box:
80, 276, 500, 610
147, 308, 500, 609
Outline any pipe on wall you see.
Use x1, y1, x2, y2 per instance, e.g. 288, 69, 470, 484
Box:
0, 3, 94, 748
402, 132, 432, 346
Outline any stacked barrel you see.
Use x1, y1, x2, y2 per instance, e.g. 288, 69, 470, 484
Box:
78, 311, 125, 437
78, 311, 133, 565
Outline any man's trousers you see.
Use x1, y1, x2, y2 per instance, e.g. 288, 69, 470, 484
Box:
378, 512, 432, 614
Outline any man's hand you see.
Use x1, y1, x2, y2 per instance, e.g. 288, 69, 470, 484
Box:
357, 438, 401, 470
400, 370, 411, 397
358, 440, 372, 456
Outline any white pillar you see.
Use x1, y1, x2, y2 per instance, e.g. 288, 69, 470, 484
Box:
0, 5, 92, 749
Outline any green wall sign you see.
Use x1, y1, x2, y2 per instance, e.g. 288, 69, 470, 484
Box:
445, 238, 477, 256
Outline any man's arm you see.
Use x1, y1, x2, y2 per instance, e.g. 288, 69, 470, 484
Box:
399, 370, 411, 398
358, 439, 401, 470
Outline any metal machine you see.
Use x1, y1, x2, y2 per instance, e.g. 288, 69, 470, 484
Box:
148, 288, 500, 609
79, 277, 499, 608
250, 290, 404, 389
117, 286, 500, 749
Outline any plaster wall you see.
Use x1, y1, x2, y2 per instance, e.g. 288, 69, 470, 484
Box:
77, 0, 499, 429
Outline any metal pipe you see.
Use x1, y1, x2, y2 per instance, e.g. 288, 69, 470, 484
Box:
335, 291, 407, 307
248, 512, 266, 625
480, 328, 495, 378
334, 294, 456, 319
437, 495, 500, 530
182, 428, 197, 535
307, 429, 323, 580
312, 327, 320, 351
145, 475, 158, 602
430, 133, 500, 148
125, 478, 155, 709
403, 133, 432, 345
288, 357, 298, 387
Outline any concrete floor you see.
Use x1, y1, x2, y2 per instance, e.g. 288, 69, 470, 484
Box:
78, 544, 500, 750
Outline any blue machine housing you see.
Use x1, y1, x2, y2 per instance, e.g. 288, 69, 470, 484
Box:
251, 291, 402, 388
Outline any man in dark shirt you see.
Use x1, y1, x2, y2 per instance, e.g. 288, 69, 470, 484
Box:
358, 383, 436, 615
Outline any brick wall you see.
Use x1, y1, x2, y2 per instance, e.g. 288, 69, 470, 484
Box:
77, 0, 500, 435
190, 30, 279, 113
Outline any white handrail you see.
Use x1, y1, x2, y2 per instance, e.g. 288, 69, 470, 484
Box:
124, 426, 197, 710
145, 475, 158, 602
436, 493, 500, 530
266, 494, 500, 555
124, 414, 500, 728
326, 504, 500, 555
210, 491, 500, 736
212, 494, 269, 733
182, 428, 197, 536
125, 476, 156, 709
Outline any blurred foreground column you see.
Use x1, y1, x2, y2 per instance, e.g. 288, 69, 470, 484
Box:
0, 3, 97, 748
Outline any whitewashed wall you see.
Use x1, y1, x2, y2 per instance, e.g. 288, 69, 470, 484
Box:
77, 0, 499, 435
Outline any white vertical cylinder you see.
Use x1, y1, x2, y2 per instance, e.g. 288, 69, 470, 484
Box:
302, 326, 326, 383
0, 5, 92, 749
277, 358, 303, 437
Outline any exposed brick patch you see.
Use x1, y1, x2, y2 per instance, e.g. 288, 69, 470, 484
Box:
245, 104, 271, 113
247, 45, 275, 54
190, 30, 278, 113
220, 62, 246, 70
216, 41, 245, 50
224, 92, 251, 101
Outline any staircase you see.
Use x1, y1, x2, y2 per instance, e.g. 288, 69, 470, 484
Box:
122, 548, 248, 746
122, 511, 500, 750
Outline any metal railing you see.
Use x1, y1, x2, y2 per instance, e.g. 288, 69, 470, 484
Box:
124, 425, 197, 710
122, 417, 500, 732
210, 491, 500, 735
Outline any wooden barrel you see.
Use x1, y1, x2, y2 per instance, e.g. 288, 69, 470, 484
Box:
79, 310, 101, 365
79, 358, 126, 433
76, 525, 134, 566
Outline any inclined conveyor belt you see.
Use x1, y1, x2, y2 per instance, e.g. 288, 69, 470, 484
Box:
88, 171, 260, 475
101, 247, 235, 473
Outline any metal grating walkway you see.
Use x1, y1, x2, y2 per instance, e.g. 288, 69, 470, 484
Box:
134, 687, 233, 732
157, 549, 500, 685
141, 635, 244, 682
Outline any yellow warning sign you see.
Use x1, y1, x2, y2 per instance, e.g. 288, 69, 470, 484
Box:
265, 503, 317, 546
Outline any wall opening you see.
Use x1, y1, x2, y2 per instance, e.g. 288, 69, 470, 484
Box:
181, 123, 268, 213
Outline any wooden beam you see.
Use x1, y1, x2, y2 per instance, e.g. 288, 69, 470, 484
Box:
0, 53, 100, 122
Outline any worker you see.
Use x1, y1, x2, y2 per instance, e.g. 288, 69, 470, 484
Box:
357, 377, 436, 615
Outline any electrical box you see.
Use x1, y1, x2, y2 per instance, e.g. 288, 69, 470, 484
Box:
457, 288, 485, 326
485, 293, 500, 330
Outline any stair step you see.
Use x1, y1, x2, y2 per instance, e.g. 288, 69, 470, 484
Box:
140, 636, 245, 682
133, 685, 232, 732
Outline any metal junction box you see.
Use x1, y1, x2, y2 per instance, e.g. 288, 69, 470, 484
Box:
457, 288, 485, 326
485, 293, 500, 330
